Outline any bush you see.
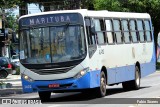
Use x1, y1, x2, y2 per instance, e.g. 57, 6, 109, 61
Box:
13, 67, 20, 75
157, 62, 160, 66
156, 62, 160, 69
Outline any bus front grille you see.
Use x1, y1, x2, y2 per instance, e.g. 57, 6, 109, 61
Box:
30, 66, 74, 75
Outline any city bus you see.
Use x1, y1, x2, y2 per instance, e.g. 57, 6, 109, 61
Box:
19, 9, 156, 101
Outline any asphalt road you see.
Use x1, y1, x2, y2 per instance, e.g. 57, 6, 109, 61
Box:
1, 71, 160, 107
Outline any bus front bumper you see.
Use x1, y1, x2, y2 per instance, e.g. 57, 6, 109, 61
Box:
21, 70, 101, 93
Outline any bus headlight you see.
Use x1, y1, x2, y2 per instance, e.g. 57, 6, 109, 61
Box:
74, 67, 89, 78
21, 74, 34, 82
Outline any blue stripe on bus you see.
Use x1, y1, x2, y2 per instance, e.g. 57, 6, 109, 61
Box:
21, 62, 155, 93
107, 65, 135, 84
107, 61, 155, 84
140, 62, 155, 77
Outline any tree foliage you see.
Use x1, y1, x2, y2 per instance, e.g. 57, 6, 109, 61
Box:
0, 0, 21, 32
0, 0, 21, 9
5, 12, 18, 32
93, 0, 122, 11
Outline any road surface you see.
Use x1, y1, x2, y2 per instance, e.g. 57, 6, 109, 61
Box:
1, 71, 160, 107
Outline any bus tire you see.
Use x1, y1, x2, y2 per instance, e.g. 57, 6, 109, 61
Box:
131, 66, 140, 90
122, 66, 140, 90
38, 91, 51, 102
95, 71, 106, 97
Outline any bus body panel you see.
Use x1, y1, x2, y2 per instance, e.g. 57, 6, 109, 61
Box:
87, 42, 155, 83
19, 9, 156, 93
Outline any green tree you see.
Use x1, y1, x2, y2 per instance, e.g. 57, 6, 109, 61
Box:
0, 0, 21, 30
0, 0, 21, 57
5, 12, 18, 32
93, 0, 122, 11
0, 0, 21, 9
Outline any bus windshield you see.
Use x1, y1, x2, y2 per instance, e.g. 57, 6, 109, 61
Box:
19, 25, 86, 64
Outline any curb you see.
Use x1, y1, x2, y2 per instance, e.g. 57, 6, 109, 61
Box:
0, 82, 22, 96
0, 88, 23, 97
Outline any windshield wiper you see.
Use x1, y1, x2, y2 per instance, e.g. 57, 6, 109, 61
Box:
70, 56, 82, 59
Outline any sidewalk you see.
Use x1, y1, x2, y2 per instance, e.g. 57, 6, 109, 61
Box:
0, 74, 23, 97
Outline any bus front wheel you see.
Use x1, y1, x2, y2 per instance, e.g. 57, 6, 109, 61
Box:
95, 71, 106, 97
38, 91, 51, 102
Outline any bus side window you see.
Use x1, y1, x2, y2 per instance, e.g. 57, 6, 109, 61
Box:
137, 20, 145, 42
113, 19, 122, 44
144, 20, 152, 42
85, 18, 97, 58
94, 19, 106, 44
129, 20, 138, 43
121, 19, 130, 43
105, 19, 114, 44
85, 18, 96, 45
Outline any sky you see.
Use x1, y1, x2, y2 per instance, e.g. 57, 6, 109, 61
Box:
13, 3, 42, 16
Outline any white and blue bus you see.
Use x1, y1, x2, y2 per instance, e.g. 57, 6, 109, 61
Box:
19, 9, 156, 101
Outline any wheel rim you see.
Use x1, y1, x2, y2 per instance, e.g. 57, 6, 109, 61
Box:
100, 73, 106, 95
135, 68, 140, 86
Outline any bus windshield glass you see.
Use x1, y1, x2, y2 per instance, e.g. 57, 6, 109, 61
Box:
19, 25, 86, 64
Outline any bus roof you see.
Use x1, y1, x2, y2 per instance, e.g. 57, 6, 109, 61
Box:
19, 9, 151, 20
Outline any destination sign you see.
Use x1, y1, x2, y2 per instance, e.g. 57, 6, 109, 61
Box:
19, 13, 83, 27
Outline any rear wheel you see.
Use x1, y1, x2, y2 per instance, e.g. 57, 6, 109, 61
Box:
132, 66, 140, 89
0, 70, 8, 79
95, 71, 106, 97
38, 91, 51, 102
122, 66, 140, 90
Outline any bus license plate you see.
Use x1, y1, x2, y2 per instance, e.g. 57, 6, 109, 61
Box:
48, 84, 60, 88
